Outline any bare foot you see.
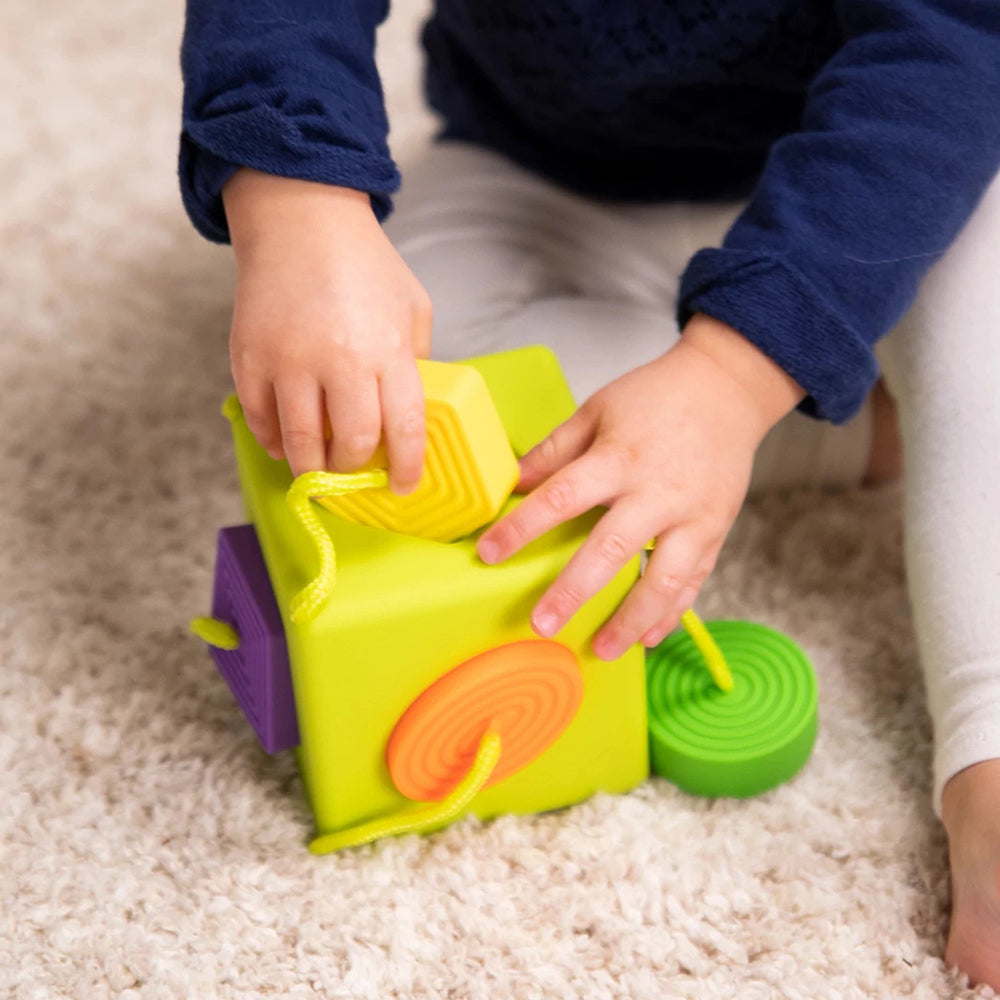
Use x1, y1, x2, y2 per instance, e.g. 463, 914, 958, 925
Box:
941, 759, 1000, 989
863, 378, 903, 486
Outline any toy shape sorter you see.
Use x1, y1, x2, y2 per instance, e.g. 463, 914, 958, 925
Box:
192, 346, 818, 853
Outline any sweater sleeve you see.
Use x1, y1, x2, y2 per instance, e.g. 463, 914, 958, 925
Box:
677, 0, 1000, 423
179, 0, 398, 243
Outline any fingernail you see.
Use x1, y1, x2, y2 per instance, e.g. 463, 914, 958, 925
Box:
533, 612, 558, 638
478, 540, 500, 565
642, 628, 667, 648
594, 630, 629, 660
593, 637, 619, 661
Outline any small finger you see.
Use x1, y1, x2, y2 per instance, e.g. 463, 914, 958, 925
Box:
274, 378, 327, 477
517, 409, 596, 493
593, 530, 713, 661
477, 448, 619, 565
234, 376, 284, 459
639, 583, 702, 648
379, 360, 427, 495
411, 290, 433, 360
528, 501, 659, 640
324, 371, 382, 474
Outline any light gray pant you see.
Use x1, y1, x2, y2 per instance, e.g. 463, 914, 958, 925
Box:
385, 141, 1000, 813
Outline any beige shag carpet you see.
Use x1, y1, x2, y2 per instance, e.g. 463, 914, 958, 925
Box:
1, 2, 990, 998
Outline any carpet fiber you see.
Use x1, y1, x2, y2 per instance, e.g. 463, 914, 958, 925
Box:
1, 3, 988, 998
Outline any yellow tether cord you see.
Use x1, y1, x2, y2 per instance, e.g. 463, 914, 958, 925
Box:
308, 729, 502, 854
680, 609, 734, 692
644, 541, 734, 693
189, 616, 240, 650
285, 469, 388, 624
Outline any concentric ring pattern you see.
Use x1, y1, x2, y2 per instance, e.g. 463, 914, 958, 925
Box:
387, 641, 583, 802
647, 620, 818, 797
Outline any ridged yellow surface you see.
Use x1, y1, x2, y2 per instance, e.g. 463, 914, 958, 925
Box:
317, 360, 521, 542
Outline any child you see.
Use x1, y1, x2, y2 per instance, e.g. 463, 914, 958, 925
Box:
179, 0, 1000, 985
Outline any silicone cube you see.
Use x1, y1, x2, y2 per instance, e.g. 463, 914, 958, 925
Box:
318, 360, 521, 542
224, 347, 650, 840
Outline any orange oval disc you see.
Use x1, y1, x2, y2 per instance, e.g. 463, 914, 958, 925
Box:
386, 640, 583, 802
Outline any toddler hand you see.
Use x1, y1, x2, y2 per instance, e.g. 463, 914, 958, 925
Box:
222, 169, 432, 492
476, 315, 806, 660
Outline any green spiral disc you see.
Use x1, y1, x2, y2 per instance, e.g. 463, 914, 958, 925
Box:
646, 620, 818, 798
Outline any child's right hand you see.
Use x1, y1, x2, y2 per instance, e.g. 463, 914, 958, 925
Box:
221, 169, 432, 493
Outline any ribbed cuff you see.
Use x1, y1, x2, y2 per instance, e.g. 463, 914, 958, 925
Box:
678, 249, 879, 425
179, 110, 400, 244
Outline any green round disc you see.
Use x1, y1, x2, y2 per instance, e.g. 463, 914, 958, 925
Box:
646, 620, 818, 798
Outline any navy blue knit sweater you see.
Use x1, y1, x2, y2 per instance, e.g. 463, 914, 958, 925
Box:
180, 1, 1000, 423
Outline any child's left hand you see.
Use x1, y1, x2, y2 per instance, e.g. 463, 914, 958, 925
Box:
476, 313, 806, 660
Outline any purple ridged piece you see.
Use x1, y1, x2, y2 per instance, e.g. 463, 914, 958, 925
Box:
209, 524, 299, 753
